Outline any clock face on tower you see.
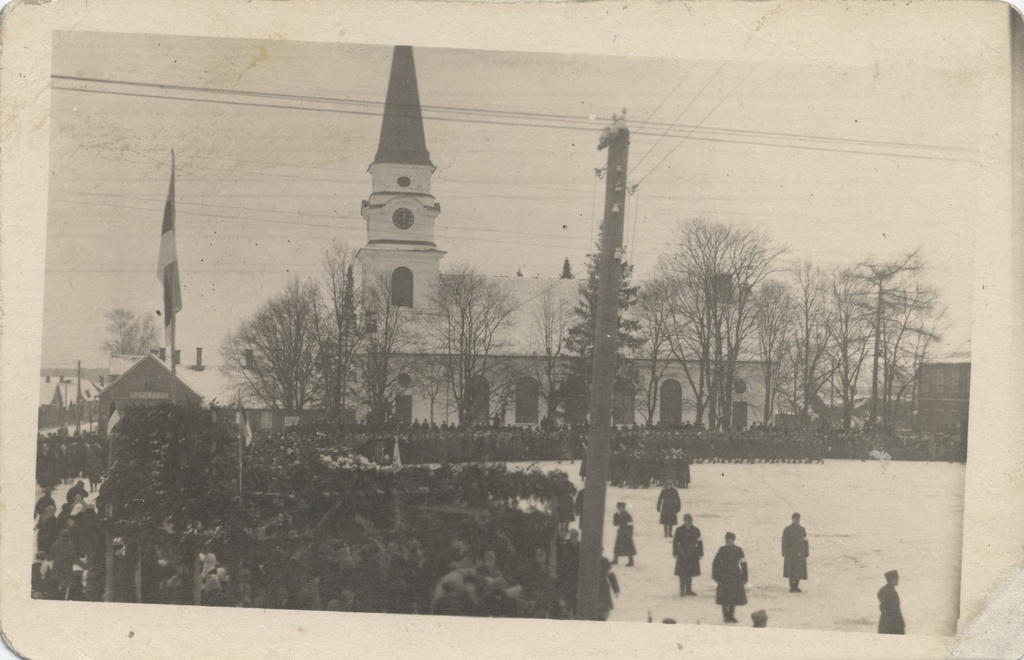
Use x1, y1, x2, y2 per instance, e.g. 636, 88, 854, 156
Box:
392, 208, 415, 230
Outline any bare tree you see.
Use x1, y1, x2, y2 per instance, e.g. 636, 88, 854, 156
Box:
785, 262, 834, 421
752, 279, 793, 424
311, 244, 363, 419
634, 276, 674, 425
360, 273, 414, 426
826, 267, 873, 430
221, 278, 321, 411
102, 308, 159, 356
531, 285, 572, 423
407, 355, 451, 426
662, 219, 784, 429
879, 284, 944, 426
430, 265, 518, 427
858, 250, 945, 427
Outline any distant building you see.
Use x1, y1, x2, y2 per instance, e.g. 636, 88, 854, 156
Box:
38, 373, 103, 430
98, 350, 323, 435
915, 361, 970, 432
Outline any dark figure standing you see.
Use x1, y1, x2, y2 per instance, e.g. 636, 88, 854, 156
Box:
782, 512, 808, 592
712, 532, 747, 623
611, 502, 636, 567
878, 570, 905, 635
672, 513, 703, 596
656, 483, 681, 538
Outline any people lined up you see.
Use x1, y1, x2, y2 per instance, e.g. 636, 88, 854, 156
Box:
336, 421, 966, 467
35, 431, 107, 490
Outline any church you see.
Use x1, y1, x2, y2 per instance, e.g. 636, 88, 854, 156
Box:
348, 45, 768, 430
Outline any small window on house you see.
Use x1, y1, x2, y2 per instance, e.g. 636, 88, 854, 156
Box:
261, 412, 273, 430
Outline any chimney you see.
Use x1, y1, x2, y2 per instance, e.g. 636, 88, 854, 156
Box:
244, 349, 254, 370
99, 375, 105, 386
195, 347, 204, 371
173, 349, 181, 366
159, 348, 166, 361
46, 375, 51, 383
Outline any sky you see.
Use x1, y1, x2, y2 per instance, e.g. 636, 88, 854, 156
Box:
43, 32, 982, 368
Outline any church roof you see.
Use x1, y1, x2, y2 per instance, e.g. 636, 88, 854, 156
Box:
372, 46, 434, 168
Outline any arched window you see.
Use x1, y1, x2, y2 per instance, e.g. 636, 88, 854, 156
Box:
515, 376, 539, 424
660, 379, 682, 425
467, 375, 490, 426
391, 267, 413, 307
613, 379, 636, 426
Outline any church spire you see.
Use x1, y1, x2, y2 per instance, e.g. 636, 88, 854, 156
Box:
373, 45, 434, 168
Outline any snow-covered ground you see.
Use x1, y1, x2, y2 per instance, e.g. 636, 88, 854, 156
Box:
523, 458, 964, 635
34, 459, 964, 636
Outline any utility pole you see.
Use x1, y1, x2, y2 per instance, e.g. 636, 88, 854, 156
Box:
576, 112, 629, 621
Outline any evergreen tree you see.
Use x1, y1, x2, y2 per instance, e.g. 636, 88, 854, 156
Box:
562, 242, 643, 423
560, 257, 574, 279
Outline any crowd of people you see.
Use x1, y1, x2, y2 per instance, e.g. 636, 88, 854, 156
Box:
346, 420, 967, 467
35, 429, 108, 491
33, 479, 617, 620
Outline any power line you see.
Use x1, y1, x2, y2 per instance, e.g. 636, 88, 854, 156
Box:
52, 73, 972, 154
636, 66, 759, 186
629, 63, 726, 176
50, 83, 977, 163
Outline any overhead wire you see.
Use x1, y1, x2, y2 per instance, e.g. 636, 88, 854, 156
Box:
635, 66, 760, 186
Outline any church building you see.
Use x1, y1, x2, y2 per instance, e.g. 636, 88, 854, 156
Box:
351, 46, 768, 430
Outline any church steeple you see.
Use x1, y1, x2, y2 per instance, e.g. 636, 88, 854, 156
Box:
373, 45, 434, 169
356, 45, 445, 312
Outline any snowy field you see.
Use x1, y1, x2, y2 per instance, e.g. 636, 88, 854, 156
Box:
520, 459, 965, 635
36, 459, 964, 635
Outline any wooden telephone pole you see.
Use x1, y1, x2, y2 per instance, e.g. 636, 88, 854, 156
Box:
576, 112, 630, 620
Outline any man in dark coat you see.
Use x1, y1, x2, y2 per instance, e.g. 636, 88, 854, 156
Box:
66, 480, 88, 505
656, 483, 681, 538
878, 570, 905, 634
782, 512, 808, 592
712, 532, 747, 623
672, 513, 703, 596
574, 487, 585, 524
611, 502, 636, 566
34, 488, 56, 521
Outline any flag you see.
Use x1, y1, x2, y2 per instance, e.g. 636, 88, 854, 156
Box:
107, 402, 121, 434
393, 437, 402, 467
157, 151, 182, 347
236, 400, 253, 447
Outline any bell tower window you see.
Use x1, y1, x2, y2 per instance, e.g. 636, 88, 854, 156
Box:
392, 267, 414, 307
397, 176, 411, 187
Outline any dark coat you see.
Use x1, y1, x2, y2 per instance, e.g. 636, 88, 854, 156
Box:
672, 524, 703, 577
656, 488, 681, 526
574, 489, 585, 522
598, 557, 618, 618
49, 537, 79, 590
877, 583, 905, 634
613, 511, 636, 557
712, 544, 747, 606
66, 483, 88, 504
782, 523, 808, 579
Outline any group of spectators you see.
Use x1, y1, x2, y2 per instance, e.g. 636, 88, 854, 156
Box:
35, 430, 107, 490
348, 420, 967, 466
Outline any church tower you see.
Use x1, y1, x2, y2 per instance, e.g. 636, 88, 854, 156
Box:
357, 45, 445, 310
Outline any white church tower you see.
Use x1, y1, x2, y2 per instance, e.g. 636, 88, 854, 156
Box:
356, 45, 445, 310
